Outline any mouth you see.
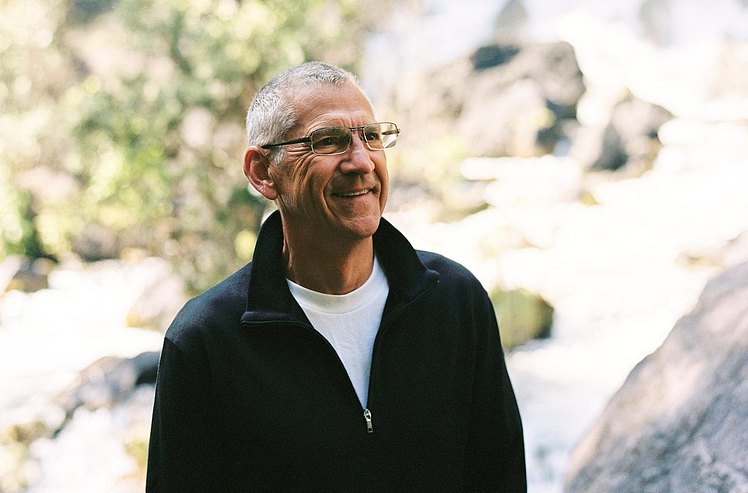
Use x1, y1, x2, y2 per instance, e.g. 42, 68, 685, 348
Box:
334, 188, 372, 198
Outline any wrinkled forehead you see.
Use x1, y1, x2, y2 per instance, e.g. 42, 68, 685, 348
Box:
285, 81, 376, 130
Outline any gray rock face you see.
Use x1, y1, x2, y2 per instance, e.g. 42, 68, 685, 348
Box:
588, 94, 673, 172
459, 41, 585, 157
565, 261, 748, 493
56, 351, 160, 424
391, 41, 585, 158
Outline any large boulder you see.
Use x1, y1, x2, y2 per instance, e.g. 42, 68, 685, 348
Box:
459, 41, 585, 157
575, 93, 673, 172
390, 40, 585, 158
564, 260, 748, 493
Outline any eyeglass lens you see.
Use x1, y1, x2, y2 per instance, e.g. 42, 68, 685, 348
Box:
310, 123, 398, 155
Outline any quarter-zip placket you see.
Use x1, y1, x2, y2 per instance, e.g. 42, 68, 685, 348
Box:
241, 275, 440, 438
242, 318, 374, 433
363, 276, 440, 435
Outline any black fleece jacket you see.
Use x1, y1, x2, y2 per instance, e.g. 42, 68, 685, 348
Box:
146, 211, 526, 492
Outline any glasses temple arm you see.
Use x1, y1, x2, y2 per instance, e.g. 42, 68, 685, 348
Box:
260, 136, 311, 149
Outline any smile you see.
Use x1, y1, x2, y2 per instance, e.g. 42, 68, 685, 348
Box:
336, 189, 371, 197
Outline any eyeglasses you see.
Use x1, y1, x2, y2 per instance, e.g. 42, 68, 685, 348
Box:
260, 122, 400, 155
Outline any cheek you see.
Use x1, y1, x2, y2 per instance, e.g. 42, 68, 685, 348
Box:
379, 163, 389, 185
272, 157, 305, 191
376, 159, 389, 193
281, 164, 328, 210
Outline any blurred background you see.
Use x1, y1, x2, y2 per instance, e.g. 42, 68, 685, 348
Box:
1, 0, 747, 491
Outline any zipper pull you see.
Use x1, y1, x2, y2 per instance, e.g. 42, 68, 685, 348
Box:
363, 408, 373, 434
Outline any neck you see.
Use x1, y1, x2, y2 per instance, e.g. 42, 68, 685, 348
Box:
282, 231, 375, 295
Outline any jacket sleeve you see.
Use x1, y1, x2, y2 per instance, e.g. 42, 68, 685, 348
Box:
464, 289, 527, 492
146, 337, 222, 492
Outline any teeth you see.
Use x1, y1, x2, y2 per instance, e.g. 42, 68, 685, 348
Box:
339, 190, 369, 197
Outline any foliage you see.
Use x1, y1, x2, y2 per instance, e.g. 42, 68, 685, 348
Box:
124, 434, 149, 484
1, 0, 376, 292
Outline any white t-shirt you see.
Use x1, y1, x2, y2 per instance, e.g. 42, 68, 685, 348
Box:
286, 257, 389, 408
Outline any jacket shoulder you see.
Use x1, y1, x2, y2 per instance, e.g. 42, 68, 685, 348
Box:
164, 262, 251, 351
416, 250, 483, 288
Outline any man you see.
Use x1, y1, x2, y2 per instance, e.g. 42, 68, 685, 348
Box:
147, 61, 526, 491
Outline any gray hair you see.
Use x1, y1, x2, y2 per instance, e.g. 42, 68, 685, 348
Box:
245, 62, 359, 163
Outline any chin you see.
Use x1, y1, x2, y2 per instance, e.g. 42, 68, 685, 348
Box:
340, 216, 382, 240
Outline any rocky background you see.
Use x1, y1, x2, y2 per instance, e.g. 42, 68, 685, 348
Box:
369, 0, 748, 491
2, 0, 748, 492
565, 260, 748, 493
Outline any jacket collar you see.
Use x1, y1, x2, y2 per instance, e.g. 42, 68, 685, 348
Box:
240, 210, 439, 324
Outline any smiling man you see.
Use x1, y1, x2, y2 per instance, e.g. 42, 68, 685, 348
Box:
146, 62, 526, 492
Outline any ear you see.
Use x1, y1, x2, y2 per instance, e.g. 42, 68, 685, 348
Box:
244, 146, 278, 200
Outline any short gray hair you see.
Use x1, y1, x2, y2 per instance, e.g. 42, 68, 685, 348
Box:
245, 62, 359, 163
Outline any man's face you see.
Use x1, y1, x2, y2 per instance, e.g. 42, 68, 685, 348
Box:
269, 82, 389, 244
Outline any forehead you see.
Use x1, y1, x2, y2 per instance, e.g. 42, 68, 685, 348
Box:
287, 82, 376, 131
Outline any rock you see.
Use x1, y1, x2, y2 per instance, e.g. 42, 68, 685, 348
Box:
459, 77, 551, 157
0, 351, 159, 490
390, 41, 585, 158
490, 286, 554, 349
0, 256, 56, 293
679, 230, 748, 270
564, 261, 748, 493
497, 41, 585, 120
470, 44, 521, 71
55, 351, 159, 426
72, 221, 122, 261
711, 231, 748, 268
4, 350, 159, 438
491, 0, 528, 44
458, 41, 585, 157
578, 93, 673, 172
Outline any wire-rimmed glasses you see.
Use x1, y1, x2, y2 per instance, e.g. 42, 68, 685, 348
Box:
261, 122, 400, 156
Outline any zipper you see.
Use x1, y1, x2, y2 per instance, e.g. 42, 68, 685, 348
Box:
241, 276, 438, 437
242, 319, 367, 423
362, 277, 440, 433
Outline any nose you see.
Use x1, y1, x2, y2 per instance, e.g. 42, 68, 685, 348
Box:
339, 130, 375, 174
